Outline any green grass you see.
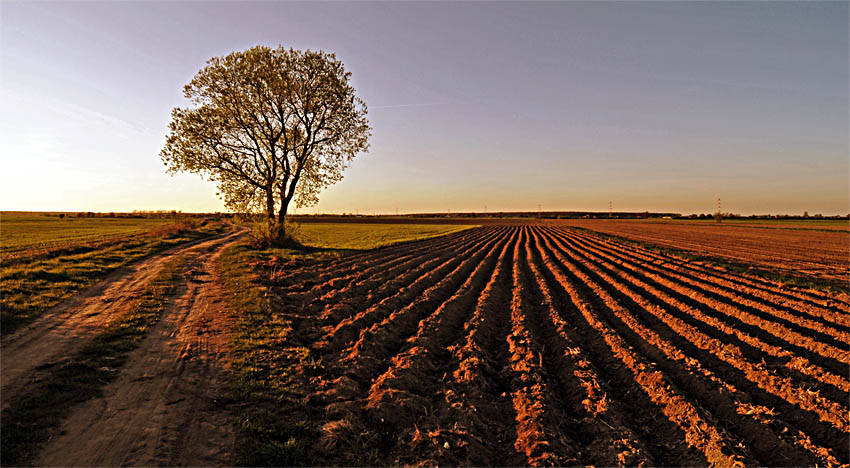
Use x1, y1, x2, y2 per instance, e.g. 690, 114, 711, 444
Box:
219, 222, 477, 466
292, 222, 475, 251
0, 255, 189, 466
219, 243, 314, 466
1, 220, 226, 335
1, 213, 180, 255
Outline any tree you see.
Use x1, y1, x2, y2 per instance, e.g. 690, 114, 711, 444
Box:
161, 45, 370, 242
713, 211, 723, 223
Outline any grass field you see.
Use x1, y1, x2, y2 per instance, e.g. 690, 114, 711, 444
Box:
291, 223, 477, 251
1, 213, 179, 255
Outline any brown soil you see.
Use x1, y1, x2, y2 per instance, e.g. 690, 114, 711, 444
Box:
256, 224, 848, 467
557, 219, 850, 284
1, 229, 244, 466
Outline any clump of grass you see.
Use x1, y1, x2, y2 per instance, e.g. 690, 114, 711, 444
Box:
0, 255, 188, 466
1, 221, 226, 335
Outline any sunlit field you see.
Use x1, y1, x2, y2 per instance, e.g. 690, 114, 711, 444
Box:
0, 216, 226, 335
1, 213, 179, 256
3, 1, 847, 466
293, 222, 477, 250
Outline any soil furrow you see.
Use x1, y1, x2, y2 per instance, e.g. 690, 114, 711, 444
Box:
505, 228, 580, 465
352, 227, 512, 464
557, 226, 850, 331
333, 228, 508, 386
559, 229, 850, 399
524, 228, 654, 467
554, 226, 850, 315
277, 227, 500, 317
244, 222, 848, 466
313, 228, 504, 354
434, 228, 525, 466
556, 229, 850, 378
533, 232, 724, 465
305, 226, 503, 328
545, 229, 847, 465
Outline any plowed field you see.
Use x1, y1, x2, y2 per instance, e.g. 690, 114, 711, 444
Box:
557, 219, 849, 284
263, 225, 849, 466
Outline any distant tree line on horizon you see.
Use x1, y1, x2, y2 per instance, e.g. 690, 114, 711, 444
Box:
34, 210, 235, 220
26, 210, 849, 221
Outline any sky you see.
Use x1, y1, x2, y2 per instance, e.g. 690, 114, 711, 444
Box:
1, 1, 847, 215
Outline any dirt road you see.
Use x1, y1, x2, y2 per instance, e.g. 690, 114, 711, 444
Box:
1, 228, 244, 466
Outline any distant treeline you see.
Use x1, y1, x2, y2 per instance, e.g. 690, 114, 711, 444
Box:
14, 211, 237, 220
290, 211, 850, 220
12, 210, 847, 221
682, 213, 849, 220
290, 211, 682, 220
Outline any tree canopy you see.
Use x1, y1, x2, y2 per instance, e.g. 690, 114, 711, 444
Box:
161, 45, 370, 240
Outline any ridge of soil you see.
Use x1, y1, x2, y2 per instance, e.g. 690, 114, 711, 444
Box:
248, 224, 848, 466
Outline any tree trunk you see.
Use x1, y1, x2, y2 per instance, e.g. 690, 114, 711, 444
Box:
266, 190, 276, 227
276, 199, 289, 241
265, 189, 286, 242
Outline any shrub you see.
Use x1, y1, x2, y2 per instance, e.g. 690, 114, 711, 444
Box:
248, 220, 304, 249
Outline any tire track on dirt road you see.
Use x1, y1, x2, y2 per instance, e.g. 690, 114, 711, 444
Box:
32, 228, 244, 466
0, 229, 245, 412
0, 228, 243, 466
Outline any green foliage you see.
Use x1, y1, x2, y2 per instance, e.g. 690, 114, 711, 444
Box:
160, 45, 371, 233
0, 256, 188, 466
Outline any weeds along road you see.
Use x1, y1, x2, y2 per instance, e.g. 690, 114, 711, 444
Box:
1, 227, 245, 466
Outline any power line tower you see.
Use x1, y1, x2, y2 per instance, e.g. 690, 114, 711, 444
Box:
715, 198, 722, 224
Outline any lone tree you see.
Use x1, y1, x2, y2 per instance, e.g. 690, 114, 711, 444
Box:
161, 45, 370, 242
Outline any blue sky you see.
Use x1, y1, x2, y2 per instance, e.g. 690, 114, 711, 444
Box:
1, 1, 847, 214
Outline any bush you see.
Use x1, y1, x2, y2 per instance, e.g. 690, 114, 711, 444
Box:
248, 220, 304, 249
